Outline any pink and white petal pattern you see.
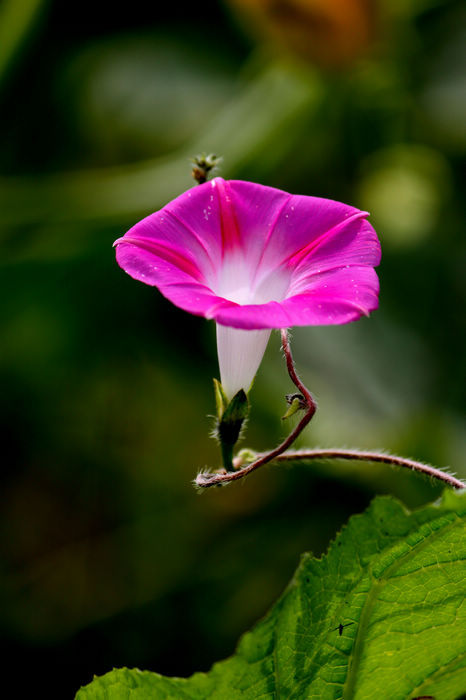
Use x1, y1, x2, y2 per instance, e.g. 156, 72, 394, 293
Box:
115, 178, 381, 397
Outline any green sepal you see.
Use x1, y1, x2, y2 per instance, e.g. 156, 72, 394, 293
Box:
217, 388, 249, 471
213, 378, 229, 420
218, 389, 248, 447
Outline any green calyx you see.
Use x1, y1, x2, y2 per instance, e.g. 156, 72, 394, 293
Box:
213, 379, 249, 472
213, 378, 229, 420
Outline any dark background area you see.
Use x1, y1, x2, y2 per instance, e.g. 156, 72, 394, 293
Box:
0, 0, 465, 697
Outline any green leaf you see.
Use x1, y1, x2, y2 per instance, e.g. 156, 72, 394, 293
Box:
76, 490, 466, 700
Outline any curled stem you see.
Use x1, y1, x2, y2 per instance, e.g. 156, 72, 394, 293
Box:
196, 329, 317, 488
195, 329, 465, 491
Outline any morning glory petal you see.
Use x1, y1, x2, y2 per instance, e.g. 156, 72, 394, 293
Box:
114, 178, 381, 393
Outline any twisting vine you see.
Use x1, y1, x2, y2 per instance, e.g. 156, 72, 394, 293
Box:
195, 330, 465, 491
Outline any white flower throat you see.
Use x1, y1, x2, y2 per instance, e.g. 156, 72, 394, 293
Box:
215, 252, 291, 400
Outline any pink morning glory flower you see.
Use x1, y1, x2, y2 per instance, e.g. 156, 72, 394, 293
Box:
114, 178, 381, 400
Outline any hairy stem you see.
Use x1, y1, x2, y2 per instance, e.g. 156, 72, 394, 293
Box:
257, 449, 466, 490
195, 330, 465, 491
197, 446, 465, 491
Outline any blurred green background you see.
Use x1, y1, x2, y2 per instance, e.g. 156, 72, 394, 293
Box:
0, 0, 465, 696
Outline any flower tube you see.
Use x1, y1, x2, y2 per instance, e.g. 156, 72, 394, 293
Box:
114, 178, 381, 399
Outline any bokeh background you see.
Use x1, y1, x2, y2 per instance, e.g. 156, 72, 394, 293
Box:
1, 0, 465, 696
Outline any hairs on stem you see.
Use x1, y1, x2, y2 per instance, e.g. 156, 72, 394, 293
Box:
195, 330, 465, 491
